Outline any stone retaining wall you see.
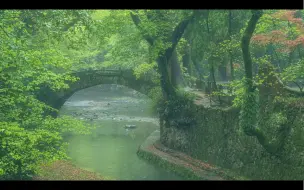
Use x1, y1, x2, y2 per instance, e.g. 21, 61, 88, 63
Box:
160, 104, 304, 180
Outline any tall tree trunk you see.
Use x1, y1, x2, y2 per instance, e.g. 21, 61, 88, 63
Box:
210, 61, 217, 91
241, 10, 263, 92
191, 50, 204, 81
288, 51, 293, 66
192, 57, 205, 89
182, 45, 191, 75
297, 45, 302, 59
193, 60, 203, 79
241, 10, 262, 136
229, 56, 234, 81
228, 10, 234, 81
206, 10, 217, 92
218, 57, 228, 81
157, 55, 176, 100
169, 49, 183, 87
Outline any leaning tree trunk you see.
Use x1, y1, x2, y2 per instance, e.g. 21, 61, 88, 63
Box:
228, 10, 234, 81
182, 45, 191, 75
241, 10, 262, 93
157, 55, 176, 100
240, 10, 296, 155
130, 11, 194, 100
240, 10, 263, 136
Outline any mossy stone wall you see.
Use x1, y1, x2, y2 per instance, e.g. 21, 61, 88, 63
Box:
160, 104, 304, 180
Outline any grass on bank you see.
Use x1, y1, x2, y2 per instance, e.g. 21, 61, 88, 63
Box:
34, 160, 114, 180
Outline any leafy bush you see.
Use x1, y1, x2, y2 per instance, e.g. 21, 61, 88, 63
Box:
0, 116, 92, 180
158, 89, 196, 129
0, 10, 93, 179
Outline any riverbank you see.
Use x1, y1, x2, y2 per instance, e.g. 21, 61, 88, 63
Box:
35, 160, 112, 180
138, 130, 247, 180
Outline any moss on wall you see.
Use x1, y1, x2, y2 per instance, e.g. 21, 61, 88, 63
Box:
137, 148, 201, 180
160, 103, 304, 180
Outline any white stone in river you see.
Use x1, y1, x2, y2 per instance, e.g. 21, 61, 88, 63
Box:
124, 124, 137, 129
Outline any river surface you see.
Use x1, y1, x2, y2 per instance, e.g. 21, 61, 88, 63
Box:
59, 84, 185, 180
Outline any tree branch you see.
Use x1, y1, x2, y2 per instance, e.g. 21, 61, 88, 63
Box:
130, 11, 155, 46
282, 82, 304, 96
271, 72, 304, 96
164, 13, 195, 59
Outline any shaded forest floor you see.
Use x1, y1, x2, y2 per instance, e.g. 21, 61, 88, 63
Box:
34, 160, 113, 180
185, 88, 219, 107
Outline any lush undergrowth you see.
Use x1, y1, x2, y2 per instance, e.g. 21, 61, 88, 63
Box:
34, 160, 113, 180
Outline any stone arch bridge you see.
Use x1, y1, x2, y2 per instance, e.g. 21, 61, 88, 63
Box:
36, 69, 157, 115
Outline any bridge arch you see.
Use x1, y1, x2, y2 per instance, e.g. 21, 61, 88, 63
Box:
36, 69, 157, 116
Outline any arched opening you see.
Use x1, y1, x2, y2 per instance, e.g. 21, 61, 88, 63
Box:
60, 84, 157, 123
36, 69, 157, 115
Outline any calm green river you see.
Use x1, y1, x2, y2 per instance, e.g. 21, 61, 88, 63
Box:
59, 84, 185, 180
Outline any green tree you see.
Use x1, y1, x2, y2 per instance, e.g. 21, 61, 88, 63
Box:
239, 10, 302, 155
0, 10, 92, 179
130, 10, 195, 99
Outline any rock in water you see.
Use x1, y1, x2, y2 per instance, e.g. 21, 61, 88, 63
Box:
124, 124, 137, 129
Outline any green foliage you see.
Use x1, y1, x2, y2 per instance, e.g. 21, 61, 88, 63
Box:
225, 79, 246, 107
255, 11, 279, 34
176, 38, 189, 55
0, 117, 92, 179
266, 112, 288, 129
86, 10, 152, 70
226, 78, 260, 135
182, 70, 197, 87
218, 36, 241, 56
239, 89, 259, 136
281, 59, 304, 90
133, 62, 157, 79
0, 10, 93, 179
159, 89, 196, 129
148, 86, 163, 115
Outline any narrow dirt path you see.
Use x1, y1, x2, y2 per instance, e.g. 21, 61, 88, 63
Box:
138, 130, 243, 180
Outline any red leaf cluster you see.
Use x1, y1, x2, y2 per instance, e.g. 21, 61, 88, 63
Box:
272, 10, 304, 26
252, 35, 272, 45
252, 10, 304, 53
